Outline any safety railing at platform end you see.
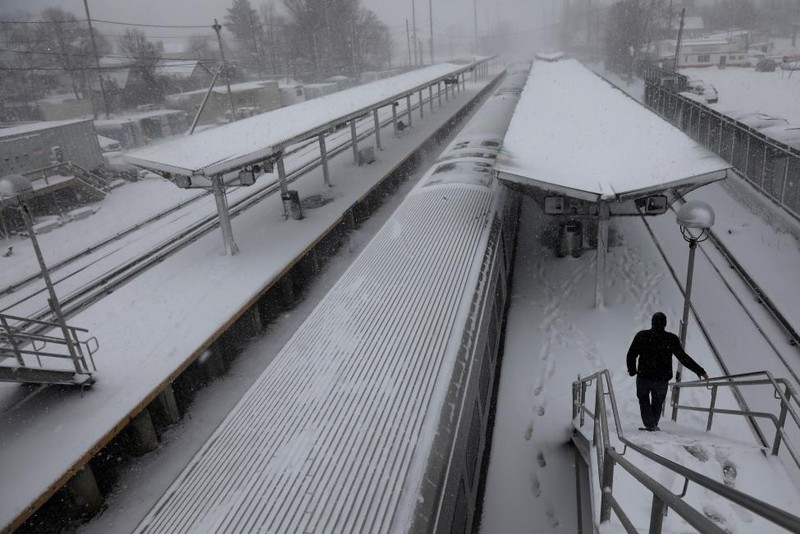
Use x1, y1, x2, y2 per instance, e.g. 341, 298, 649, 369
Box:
572, 369, 800, 533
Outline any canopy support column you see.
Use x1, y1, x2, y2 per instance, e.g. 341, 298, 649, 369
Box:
392, 102, 399, 136
406, 95, 413, 127
350, 119, 359, 165
211, 175, 239, 256
276, 157, 289, 195
429, 85, 434, 112
372, 109, 382, 150
595, 202, 610, 308
437, 82, 442, 106
318, 134, 331, 186
419, 90, 424, 119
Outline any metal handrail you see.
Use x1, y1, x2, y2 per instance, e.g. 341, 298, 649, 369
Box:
672, 371, 800, 469
0, 312, 97, 375
572, 369, 800, 532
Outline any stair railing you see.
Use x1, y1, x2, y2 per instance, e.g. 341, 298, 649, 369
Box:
671, 371, 800, 469
572, 369, 800, 533
0, 312, 97, 382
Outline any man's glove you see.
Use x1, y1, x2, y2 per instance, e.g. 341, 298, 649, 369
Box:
628, 370, 637, 377
699, 372, 709, 381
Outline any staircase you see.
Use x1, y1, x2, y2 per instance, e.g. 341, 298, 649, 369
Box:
0, 312, 97, 387
572, 370, 800, 533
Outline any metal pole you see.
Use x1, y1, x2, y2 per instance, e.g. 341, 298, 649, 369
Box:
350, 119, 359, 165
429, 85, 433, 112
211, 176, 239, 256
419, 90, 424, 119
595, 202, 610, 308
438, 82, 442, 106
213, 19, 237, 122
189, 66, 222, 135
392, 102, 398, 136
671, 237, 697, 420
82, 0, 109, 119
373, 109, 382, 150
276, 156, 289, 195
406, 95, 412, 127
318, 134, 331, 186
20, 203, 84, 373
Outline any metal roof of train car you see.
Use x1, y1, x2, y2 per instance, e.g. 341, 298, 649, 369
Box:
124, 63, 477, 178
495, 59, 731, 202
134, 185, 499, 533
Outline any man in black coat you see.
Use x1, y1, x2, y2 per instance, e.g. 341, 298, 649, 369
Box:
627, 312, 708, 431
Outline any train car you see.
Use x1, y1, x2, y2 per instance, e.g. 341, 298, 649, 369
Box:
135, 64, 530, 534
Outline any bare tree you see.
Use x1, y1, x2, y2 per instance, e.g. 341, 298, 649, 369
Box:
117, 29, 165, 107
225, 0, 265, 76
605, 0, 667, 74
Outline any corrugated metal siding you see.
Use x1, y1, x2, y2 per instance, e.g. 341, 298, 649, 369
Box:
137, 186, 495, 534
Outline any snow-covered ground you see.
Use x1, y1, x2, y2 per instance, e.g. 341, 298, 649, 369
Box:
480, 179, 800, 532
680, 66, 800, 125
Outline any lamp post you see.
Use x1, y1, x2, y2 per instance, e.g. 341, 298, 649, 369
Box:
0, 174, 84, 374
671, 200, 714, 421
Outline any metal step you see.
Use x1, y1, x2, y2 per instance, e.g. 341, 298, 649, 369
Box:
0, 366, 94, 386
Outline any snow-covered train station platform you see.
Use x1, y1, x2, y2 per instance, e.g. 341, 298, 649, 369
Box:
0, 63, 499, 532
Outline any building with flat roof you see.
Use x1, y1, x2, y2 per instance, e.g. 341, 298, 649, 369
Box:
0, 119, 103, 176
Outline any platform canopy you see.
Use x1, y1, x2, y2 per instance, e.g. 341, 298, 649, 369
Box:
124, 62, 477, 178
495, 59, 731, 203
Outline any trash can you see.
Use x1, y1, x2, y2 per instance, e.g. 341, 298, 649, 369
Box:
282, 190, 303, 220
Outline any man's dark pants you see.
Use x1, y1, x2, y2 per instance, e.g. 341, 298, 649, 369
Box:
636, 377, 669, 429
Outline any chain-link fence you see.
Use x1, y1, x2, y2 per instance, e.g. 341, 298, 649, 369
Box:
639, 63, 800, 220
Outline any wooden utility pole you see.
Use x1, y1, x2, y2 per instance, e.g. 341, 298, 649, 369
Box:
412, 0, 419, 66
82, 0, 109, 119
673, 8, 686, 71
212, 19, 237, 122
429, 0, 434, 64
406, 19, 413, 66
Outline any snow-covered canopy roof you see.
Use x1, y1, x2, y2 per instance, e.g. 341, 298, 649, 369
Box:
124, 62, 477, 177
495, 59, 731, 202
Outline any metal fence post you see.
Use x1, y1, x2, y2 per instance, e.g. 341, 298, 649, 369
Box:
707, 385, 717, 431
773, 386, 791, 455
0, 315, 25, 366
600, 450, 615, 523
649, 494, 667, 533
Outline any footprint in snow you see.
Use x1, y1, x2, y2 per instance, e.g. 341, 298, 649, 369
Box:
531, 473, 542, 497
537, 405, 546, 417
524, 422, 533, 441
702, 506, 733, 533
684, 443, 710, 462
545, 504, 560, 527
536, 451, 546, 467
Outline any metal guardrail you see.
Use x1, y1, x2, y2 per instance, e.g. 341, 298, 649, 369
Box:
0, 311, 97, 385
672, 371, 800, 468
638, 62, 800, 222
572, 369, 800, 532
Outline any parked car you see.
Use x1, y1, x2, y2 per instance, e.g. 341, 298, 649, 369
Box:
731, 112, 790, 130
743, 53, 766, 67
755, 58, 778, 72
759, 125, 800, 150
687, 80, 718, 104
780, 61, 800, 71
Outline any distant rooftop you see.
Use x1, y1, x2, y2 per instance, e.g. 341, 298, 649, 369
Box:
0, 119, 92, 138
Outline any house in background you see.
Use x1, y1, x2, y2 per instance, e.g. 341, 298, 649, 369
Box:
94, 109, 189, 149
277, 78, 306, 107
165, 80, 281, 124
155, 60, 215, 93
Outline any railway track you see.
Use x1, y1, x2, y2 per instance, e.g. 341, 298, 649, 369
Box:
0, 90, 462, 331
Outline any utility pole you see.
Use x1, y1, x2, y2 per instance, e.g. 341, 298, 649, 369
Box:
429, 0, 435, 64
82, 0, 109, 119
412, 0, 419, 67
212, 19, 237, 122
674, 8, 686, 71
406, 19, 413, 66
473, 0, 479, 56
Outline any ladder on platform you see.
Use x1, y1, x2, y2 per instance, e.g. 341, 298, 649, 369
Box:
572, 369, 800, 533
0, 312, 98, 387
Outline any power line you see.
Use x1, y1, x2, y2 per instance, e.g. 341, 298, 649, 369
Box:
0, 62, 200, 72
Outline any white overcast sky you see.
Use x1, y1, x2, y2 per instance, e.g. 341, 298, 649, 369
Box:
1, 0, 557, 49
